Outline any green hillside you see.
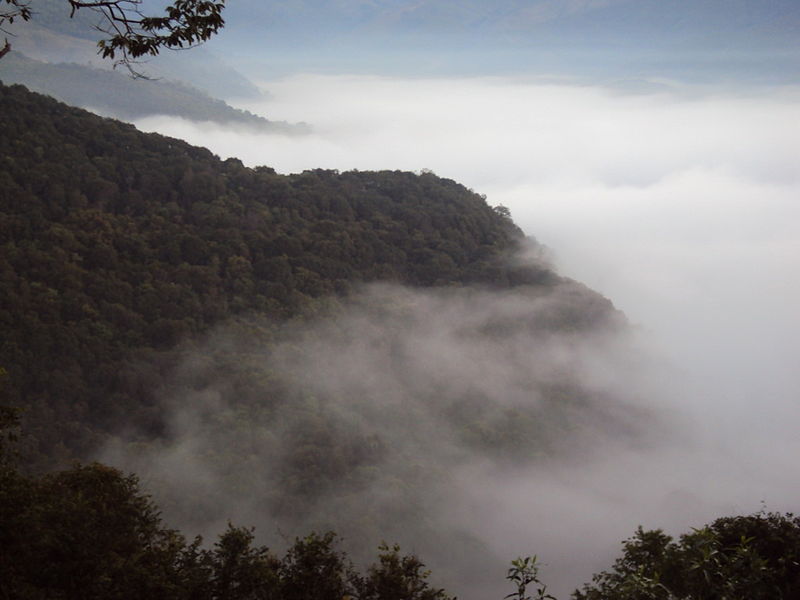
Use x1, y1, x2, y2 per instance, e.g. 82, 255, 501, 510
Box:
0, 82, 618, 467
0, 84, 636, 596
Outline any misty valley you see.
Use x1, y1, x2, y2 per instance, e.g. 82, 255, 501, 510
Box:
2, 1, 800, 598
0, 82, 622, 592
3, 81, 799, 599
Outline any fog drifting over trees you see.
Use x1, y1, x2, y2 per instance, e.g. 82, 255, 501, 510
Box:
127, 75, 800, 596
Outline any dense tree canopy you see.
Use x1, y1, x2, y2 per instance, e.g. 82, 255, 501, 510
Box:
0, 405, 450, 600
0, 82, 598, 469
0, 463, 450, 600
573, 512, 800, 599
0, 0, 226, 71
2, 413, 798, 600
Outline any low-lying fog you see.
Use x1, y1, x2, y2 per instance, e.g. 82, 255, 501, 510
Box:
129, 75, 800, 597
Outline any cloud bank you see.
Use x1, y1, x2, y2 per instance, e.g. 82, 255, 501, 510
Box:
127, 75, 800, 596
102, 281, 665, 597
135, 74, 800, 407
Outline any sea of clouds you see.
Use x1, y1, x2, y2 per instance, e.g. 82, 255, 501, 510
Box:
129, 74, 800, 596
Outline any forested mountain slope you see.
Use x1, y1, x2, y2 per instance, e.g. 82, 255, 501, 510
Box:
0, 83, 618, 469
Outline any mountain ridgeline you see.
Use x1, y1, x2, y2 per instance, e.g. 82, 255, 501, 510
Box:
0, 52, 305, 133
0, 83, 641, 600
0, 82, 618, 469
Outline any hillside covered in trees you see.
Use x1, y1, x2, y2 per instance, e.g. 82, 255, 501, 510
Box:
0, 81, 617, 465
0, 81, 643, 597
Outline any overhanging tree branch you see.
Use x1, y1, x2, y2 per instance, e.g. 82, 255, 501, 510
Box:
0, 0, 226, 74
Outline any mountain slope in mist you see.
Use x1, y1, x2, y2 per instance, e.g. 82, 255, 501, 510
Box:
0, 82, 621, 465
0, 83, 644, 596
0, 52, 305, 133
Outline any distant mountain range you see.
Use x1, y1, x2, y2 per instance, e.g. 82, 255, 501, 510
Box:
0, 3, 310, 129
0, 52, 307, 133
0, 6, 262, 100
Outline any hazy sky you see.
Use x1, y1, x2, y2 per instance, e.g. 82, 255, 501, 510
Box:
131, 73, 800, 594
208, 0, 800, 81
